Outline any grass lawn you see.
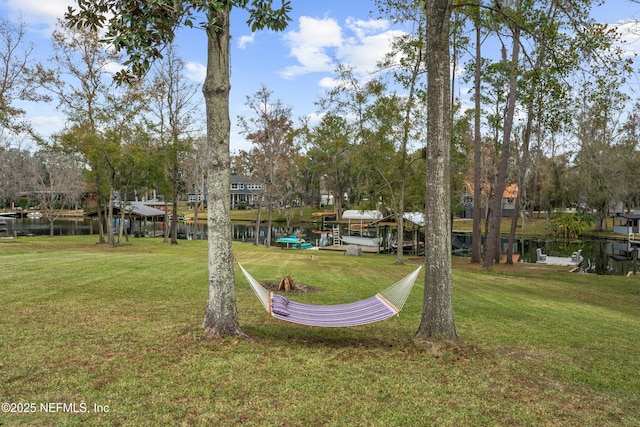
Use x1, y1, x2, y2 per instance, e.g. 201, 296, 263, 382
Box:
1, 236, 639, 426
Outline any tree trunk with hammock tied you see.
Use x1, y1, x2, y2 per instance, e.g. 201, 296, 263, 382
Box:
415, 0, 458, 342
201, 11, 243, 338
65, 0, 292, 340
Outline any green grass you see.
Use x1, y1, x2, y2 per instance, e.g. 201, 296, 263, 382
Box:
1, 236, 639, 426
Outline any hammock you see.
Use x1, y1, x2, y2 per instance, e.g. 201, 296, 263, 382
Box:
238, 263, 422, 327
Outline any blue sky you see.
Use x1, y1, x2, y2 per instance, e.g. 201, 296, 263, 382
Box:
1, 0, 639, 152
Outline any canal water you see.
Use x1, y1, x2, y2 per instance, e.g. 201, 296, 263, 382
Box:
0, 217, 319, 245
2, 217, 636, 275
0, 216, 93, 236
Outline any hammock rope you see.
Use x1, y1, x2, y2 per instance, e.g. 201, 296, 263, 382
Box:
238, 262, 422, 327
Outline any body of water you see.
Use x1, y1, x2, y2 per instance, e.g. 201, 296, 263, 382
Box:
3, 217, 637, 275
0, 216, 94, 236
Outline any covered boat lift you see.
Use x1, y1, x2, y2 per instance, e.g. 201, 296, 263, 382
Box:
86, 201, 168, 237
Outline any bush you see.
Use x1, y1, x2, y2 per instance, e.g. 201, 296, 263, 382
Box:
551, 211, 595, 239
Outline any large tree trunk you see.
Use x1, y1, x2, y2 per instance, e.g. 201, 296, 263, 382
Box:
202, 10, 243, 338
415, 0, 458, 342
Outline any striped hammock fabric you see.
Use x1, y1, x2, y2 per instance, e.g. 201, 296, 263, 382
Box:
238, 262, 422, 328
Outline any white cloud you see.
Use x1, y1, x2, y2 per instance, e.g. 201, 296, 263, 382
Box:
103, 61, 124, 76
280, 16, 343, 79
31, 114, 63, 126
305, 112, 324, 128
185, 61, 206, 83
344, 17, 390, 39
237, 33, 255, 49
279, 15, 404, 80
30, 114, 65, 136
612, 20, 640, 58
6, 0, 73, 32
337, 30, 404, 73
318, 76, 337, 89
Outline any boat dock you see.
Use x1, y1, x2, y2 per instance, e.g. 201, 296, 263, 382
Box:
536, 256, 580, 266
319, 244, 381, 253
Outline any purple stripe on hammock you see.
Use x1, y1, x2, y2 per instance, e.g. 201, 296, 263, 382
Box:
270, 295, 398, 327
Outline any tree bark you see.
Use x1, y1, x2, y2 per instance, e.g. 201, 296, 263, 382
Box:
171, 161, 179, 244
254, 192, 264, 245
507, 70, 537, 264
471, 9, 483, 264
415, 0, 458, 341
396, 41, 422, 265
107, 180, 115, 246
96, 175, 105, 243
202, 10, 243, 338
163, 201, 169, 243
482, 22, 521, 268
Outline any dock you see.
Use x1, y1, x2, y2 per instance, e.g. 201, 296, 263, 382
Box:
319, 244, 381, 253
536, 256, 579, 266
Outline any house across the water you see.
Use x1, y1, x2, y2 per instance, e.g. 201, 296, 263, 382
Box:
190, 175, 264, 209
613, 212, 640, 239
459, 182, 518, 219
612, 212, 640, 260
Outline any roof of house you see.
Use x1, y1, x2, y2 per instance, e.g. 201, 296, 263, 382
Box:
464, 181, 518, 198
614, 213, 640, 221
231, 175, 255, 184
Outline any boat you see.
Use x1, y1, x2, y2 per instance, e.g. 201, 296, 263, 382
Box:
336, 210, 384, 248
275, 235, 313, 249
0, 211, 19, 217
276, 235, 302, 244
340, 235, 383, 247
